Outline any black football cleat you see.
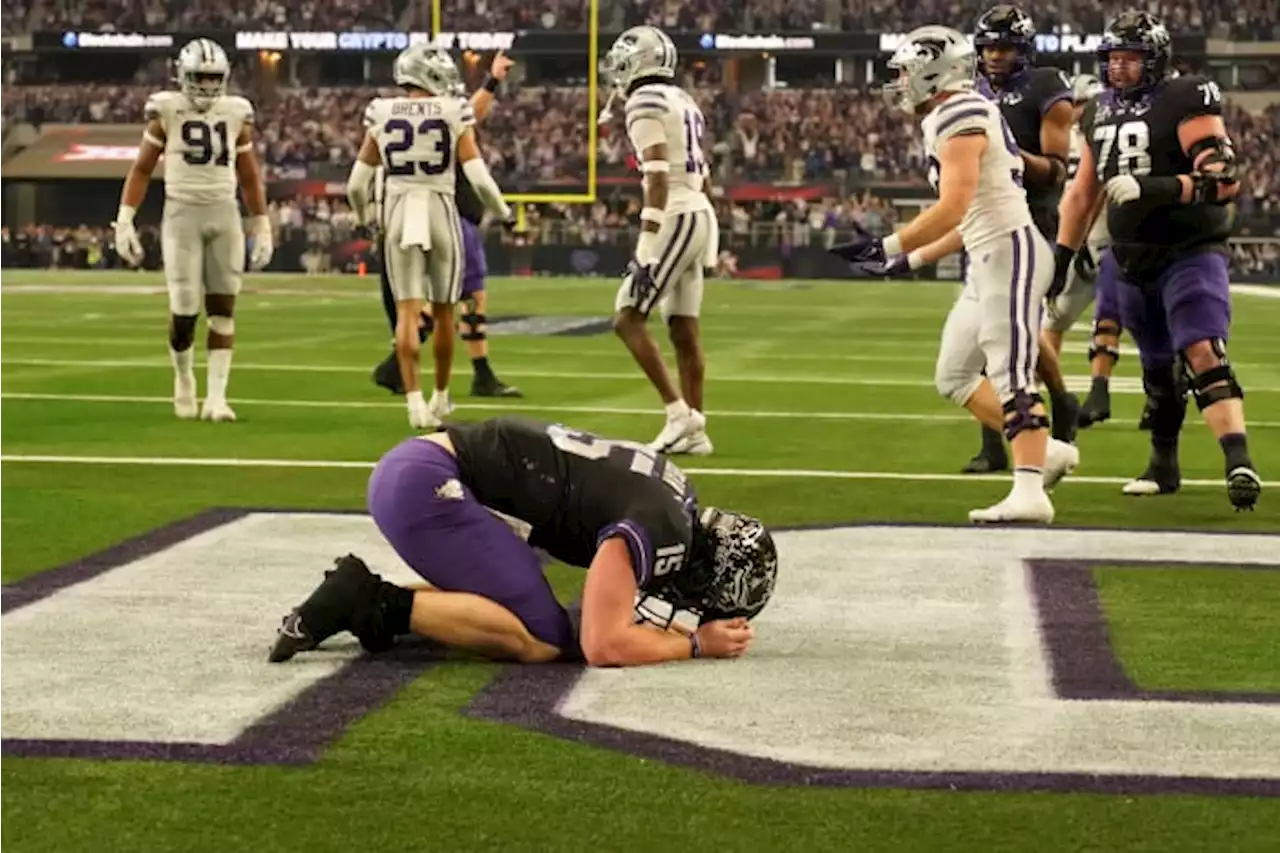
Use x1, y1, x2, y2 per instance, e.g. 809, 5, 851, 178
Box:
267, 554, 379, 663
268, 610, 318, 663
470, 376, 523, 398
1051, 393, 1080, 444
372, 351, 404, 395
1077, 386, 1111, 429
1227, 466, 1262, 512
1122, 463, 1181, 497
962, 451, 1008, 475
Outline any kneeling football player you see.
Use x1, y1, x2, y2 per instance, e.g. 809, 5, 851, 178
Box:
269, 416, 778, 666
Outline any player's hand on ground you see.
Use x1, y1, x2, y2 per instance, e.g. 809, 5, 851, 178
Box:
490, 50, 515, 81
1103, 175, 1142, 206
112, 219, 143, 266
695, 617, 754, 659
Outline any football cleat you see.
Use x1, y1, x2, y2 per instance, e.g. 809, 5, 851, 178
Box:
373, 351, 404, 395
667, 429, 714, 456
1227, 466, 1262, 512
969, 493, 1055, 525
268, 610, 318, 663
199, 399, 236, 422
470, 376, 523, 398
1050, 393, 1080, 444
1043, 439, 1080, 491
1077, 386, 1111, 429
648, 408, 706, 454
1122, 462, 1181, 497
962, 451, 1009, 474
174, 371, 198, 419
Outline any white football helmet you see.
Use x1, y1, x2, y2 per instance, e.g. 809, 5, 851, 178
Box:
881, 26, 977, 114
599, 26, 676, 124
393, 44, 463, 96
175, 38, 230, 112
1071, 73, 1103, 103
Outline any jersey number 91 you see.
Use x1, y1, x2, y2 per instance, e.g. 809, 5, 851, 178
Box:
383, 118, 452, 177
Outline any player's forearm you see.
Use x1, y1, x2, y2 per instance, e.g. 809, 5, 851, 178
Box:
1020, 151, 1055, 187
119, 164, 155, 210
583, 622, 694, 667
1055, 185, 1097, 249
888, 200, 964, 255
470, 90, 494, 124
346, 160, 376, 224
237, 158, 267, 217
461, 157, 512, 219
915, 228, 965, 265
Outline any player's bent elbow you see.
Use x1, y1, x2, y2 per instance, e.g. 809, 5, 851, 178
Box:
581, 636, 626, 668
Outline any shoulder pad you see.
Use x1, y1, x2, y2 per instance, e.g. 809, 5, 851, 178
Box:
456, 98, 476, 129
625, 87, 670, 123
143, 91, 178, 122
225, 95, 255, 124
1163, 75, 1223, 117
362, 99, 381, 130
928, 96, 993, 140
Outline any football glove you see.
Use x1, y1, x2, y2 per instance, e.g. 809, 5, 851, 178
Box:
248, 215, 274, 271
829, 221, 886, 265
857, 254, 914, 278
112, 214, 143, 267
622, 259, 656, 303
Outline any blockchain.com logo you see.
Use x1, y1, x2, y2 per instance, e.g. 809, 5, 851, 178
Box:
62, 32, 78, 48
699, 33, 714, 49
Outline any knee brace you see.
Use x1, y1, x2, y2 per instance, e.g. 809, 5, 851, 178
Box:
460, 312, 487, 342
1088, 319, 1122, 364
207, 315, 235, 337
1002, 391, 1051, 441
1181, 340, 1244, 412
1140, 363, 1188, 438
169, 314, 198, 351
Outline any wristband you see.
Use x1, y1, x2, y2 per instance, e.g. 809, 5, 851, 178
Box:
881, 232, 902, 257
482, 75, 500, 94
689, 633, 702, 659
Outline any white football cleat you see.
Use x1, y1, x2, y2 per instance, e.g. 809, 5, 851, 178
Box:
1043, 439, 1080, 491
174, 375, 198, 420
407, 393, 438, 430
648, 409, 706, 454
969, 492, 1055, 525
667, 429, 714, 456
199, 399, 237, 422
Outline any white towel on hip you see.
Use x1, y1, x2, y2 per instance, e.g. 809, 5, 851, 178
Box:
399, 190, 433, 251
704, 216, 720, 269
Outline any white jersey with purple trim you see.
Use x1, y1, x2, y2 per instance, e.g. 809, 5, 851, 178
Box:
363, 95, 474, 199
921, 92, 1034, 251
145, 91, 254, 206
624, 83, 714, 216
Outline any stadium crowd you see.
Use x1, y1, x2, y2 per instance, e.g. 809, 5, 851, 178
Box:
3, 0, 1278, 38
5, 81, 1279, 213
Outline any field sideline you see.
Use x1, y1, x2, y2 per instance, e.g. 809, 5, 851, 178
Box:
3, 269, 1278, 852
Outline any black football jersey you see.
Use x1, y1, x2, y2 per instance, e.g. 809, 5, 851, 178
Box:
1086, 75, 1234, 279
989, 66, 1074, 218
444, 417, 696, 589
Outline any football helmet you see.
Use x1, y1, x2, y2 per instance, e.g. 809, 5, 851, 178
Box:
175, 38, 230, 112
642, 507, 779, 626
882, 26, 977, 114
1071, 73, 1103, 104
974, 5, 1037, 81
393, 44, 464, 96
1097, 10, 1173, 98
599, 26, 677, 125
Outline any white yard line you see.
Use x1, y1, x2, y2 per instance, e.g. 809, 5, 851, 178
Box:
0, 451, 1237, 489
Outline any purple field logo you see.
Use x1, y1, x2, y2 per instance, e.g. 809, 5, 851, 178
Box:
3, 513, 1278, 796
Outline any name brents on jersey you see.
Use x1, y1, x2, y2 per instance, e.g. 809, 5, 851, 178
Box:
390, 100, 445, 118
233, 31, 514, 53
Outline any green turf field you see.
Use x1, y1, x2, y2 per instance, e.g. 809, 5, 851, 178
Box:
3, 269, 1279, 852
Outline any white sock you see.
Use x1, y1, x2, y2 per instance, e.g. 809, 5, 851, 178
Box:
170, 346, 194, 376
407, 389, 426, 408
665, 398, 691, 421
1012, 466, 1046, 498
206, 348, 232, 403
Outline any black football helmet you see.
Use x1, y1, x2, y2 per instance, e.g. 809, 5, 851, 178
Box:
974, 5, 1037, 81
1097, 10, 1173, 98
638, 507, 779, 627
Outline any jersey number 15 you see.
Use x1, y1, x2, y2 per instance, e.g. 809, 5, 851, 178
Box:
383, 118, 452, 177
682, 110, 705, 174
